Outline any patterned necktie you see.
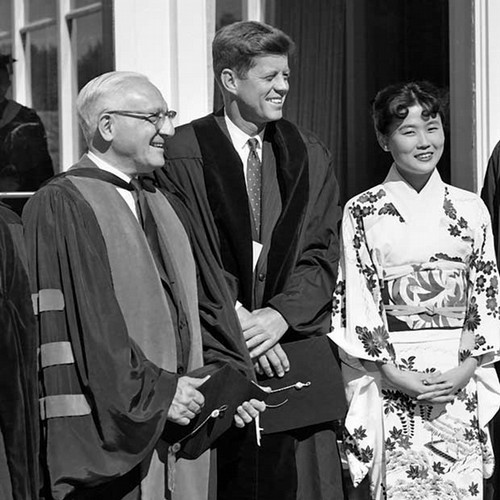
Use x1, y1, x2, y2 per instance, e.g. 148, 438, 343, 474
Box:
247, 138, 262, 239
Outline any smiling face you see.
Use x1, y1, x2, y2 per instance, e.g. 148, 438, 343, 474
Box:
383, 104, 445, 190
226, 54, 290, 135
105, 79, 174, 175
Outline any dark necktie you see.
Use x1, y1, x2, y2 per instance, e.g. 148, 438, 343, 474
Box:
246, 138, 262, 239
130, 177, 167, 280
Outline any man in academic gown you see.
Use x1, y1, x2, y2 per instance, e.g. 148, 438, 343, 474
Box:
23, 71, 263, 500
481, 139, 500, 500
0, 202, 38, 500
156, 21, 345, 500
0, 56, 53, 213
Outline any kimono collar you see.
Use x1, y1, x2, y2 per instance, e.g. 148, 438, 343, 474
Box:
383, 164, 445, 218
384, 164, 443, 198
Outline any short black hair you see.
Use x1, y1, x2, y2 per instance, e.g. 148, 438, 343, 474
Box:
212, 21, 294, 85
371, 81, 447, 136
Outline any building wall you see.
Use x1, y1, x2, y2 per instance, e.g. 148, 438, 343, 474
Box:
3, 0, 500, 191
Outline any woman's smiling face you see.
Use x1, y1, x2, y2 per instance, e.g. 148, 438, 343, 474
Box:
385, 104, 445, 188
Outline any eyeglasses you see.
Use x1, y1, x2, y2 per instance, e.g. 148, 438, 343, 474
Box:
105, 109, 177, 131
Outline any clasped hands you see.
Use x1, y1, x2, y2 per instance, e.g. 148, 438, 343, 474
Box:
166, 375, 266, 429
237, 306, 290, 378
378, 357, 478, 404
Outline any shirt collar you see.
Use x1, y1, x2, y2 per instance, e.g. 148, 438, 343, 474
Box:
224, 111, 265, 153
87, 151, 133, 183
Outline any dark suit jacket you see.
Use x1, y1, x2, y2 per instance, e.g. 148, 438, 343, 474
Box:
482, 140, 500, 265
158, 111, 342, 339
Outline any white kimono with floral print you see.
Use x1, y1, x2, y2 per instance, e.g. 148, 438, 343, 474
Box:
330, 166, 500, 500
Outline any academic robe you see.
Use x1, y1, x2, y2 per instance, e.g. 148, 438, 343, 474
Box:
23, 155, 253, 500
0, 203, 38, 500
481, 139, 500, 499
156, 111, 345, 500
0, 98, 53, 213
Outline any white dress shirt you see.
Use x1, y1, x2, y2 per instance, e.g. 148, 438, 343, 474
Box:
86, 151, 139, 220
224, 113, 264, 187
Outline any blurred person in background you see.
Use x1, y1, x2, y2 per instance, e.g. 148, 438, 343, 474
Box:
0, 55, 53, 213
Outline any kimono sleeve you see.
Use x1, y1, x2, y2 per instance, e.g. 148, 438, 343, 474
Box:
330, 199, 396, 364
460, 200, 500, 366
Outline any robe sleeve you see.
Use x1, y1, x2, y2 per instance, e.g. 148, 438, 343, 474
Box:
459, 200, 500, 365
166, 190, 255, 380
330, 198, 396, 364
267, 140, 342, 335
23, 181, 178, 494
481, 140, 500, 265
0, 210, 39, 499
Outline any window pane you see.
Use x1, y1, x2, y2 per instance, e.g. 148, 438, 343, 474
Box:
214, 0, 243, 110
29, 27, 58, 174
74, 11, 112, 154
72, 0, 101, 8
0, 0, 11, 59
75, 13, 106, 90
216, 0, 242, 30
27, 0, 56, 22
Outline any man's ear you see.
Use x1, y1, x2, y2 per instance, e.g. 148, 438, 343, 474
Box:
97, 113, 114, 142
220, 68, 238, 95
376, 131, 389, 152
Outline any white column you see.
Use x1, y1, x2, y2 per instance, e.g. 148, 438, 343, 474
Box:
11, 0, 27, 104
245, 0, 266, 21
175, 0, 215, 124
58, 0, 78, 170
113, 0, 215, 126
474, 0, 500, 186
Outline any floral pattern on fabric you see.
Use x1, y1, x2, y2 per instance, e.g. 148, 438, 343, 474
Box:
330, 166, 500, 500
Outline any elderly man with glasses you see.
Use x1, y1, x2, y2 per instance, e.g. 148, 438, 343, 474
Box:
23, 71, 264, 500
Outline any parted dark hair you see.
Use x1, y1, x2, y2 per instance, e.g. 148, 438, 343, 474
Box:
212, 21, 295, 85
371, 81, 447, 136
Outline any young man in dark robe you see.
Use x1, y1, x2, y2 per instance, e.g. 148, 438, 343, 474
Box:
155, 20, 345, 500
481, 139, 500, 500
23, 71, 264, 500
0, 202, 38, 500
0, 56, 53, 213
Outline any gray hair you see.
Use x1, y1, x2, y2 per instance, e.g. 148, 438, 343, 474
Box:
76, 71, 150, 146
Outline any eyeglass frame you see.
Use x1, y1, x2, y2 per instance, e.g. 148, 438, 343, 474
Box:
103, 109, 177, 131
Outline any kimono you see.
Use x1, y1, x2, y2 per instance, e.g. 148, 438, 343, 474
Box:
330, 165, 500, 499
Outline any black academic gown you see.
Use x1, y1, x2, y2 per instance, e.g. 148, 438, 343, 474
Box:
23, 156, 253, 500
0, 203, 38, 500
157, 111, 345, 500
481, 139, 500, 500
0, 99, 54, 213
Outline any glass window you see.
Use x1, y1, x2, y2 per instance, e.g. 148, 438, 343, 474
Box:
27, 0, 56, 22
214, 0, 244, 110
0, 1, 11, 56
29, 26, 59, 167
72, 0, 101, 8
70, 3, 113, 154
216, 0, 243, 30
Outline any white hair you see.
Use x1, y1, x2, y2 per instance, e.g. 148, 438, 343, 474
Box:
76, 71, 151, 146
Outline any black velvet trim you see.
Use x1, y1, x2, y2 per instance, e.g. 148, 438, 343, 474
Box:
192, 114, 255, 307
263, 120, 309, 302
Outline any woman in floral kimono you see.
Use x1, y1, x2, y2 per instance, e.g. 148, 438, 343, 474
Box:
331, 81, 500, 499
